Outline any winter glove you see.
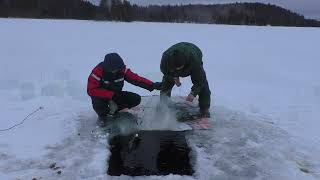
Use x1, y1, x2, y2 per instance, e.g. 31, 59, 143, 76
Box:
152, 82, 163, 91
108, 100, 118, 115
186, 92, 195, 102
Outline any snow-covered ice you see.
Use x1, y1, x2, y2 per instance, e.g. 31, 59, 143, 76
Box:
0, 18, 320, 179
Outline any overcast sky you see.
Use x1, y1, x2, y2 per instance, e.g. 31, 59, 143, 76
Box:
127, 0, 320, 19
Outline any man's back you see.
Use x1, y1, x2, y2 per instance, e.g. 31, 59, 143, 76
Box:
161, 42, 203, 77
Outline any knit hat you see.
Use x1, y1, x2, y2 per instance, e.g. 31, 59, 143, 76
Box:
103, 53, 125, 72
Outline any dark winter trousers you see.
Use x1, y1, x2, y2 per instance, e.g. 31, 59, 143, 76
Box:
91, 91, 141, 117
160, 76, 211, 110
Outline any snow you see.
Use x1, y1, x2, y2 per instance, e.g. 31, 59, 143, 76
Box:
1, 18, 320, 179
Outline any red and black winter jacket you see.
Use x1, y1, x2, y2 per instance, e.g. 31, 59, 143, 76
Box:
87, 62, 154, 99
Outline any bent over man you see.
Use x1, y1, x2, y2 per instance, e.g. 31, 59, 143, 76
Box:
160, 42, 211, 118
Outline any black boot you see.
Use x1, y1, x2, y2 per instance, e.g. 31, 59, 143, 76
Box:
200, 108, 210, 118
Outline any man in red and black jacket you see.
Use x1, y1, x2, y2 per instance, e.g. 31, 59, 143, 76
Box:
87, 53, 162, 119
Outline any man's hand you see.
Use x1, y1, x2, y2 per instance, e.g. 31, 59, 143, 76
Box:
174, 77, 181, 87
152, 82, 162, 90
186, 93, 195, 102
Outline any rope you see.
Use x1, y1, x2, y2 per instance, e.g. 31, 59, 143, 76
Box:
0, 106, 44, 132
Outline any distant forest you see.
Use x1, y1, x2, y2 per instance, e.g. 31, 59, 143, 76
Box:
0, 0, 319, 27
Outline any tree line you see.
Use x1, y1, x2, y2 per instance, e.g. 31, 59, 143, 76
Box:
0, 0, 319, 27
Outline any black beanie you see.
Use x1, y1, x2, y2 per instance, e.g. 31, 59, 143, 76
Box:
173, 50, 186, 68
103, 53, 125, 72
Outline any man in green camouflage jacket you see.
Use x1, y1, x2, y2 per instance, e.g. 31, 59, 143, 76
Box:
160, 42, 211, 118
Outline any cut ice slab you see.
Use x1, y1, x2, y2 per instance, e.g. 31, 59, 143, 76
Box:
137, 96, 212, 130
100, 108, 194, 132
97, 112, 140, 137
